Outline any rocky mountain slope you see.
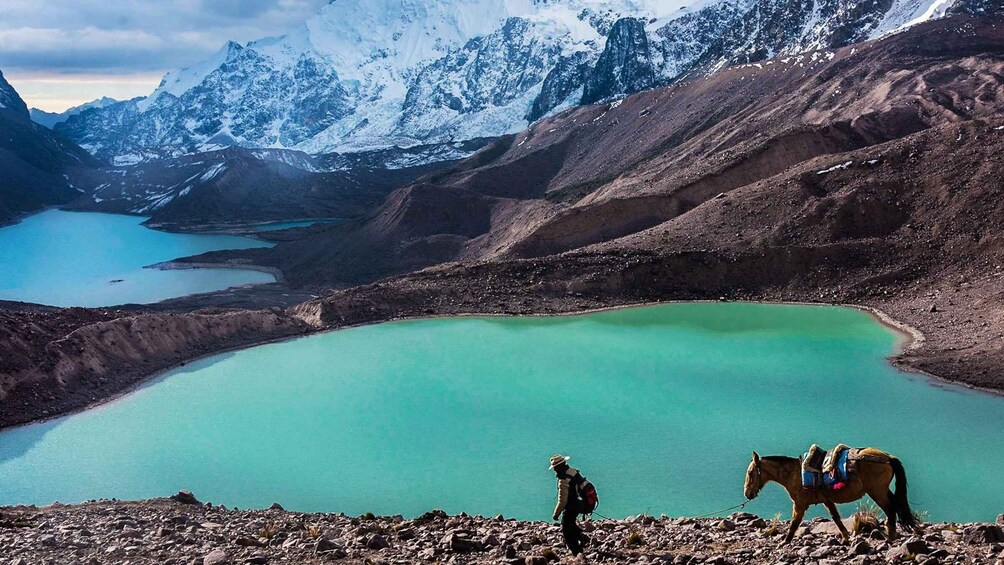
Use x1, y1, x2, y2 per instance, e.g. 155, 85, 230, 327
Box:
0, 70, 95, 225
65, 146, 463, 229
223, 16, 1004, 287
2, 497, 1003, 564
54, 0, 983, 162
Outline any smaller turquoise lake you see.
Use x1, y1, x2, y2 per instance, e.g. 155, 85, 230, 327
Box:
0, 210, 274, 307
1, 304, 1001, 522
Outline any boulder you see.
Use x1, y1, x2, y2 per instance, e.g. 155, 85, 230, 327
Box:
810, 546, 838, 558
963, 524, 1004, 544
903, 537, 932, 554
887, 537, 932, 561
170, 491, 201, 505
441, 531, 483, 552
416, 509, 448, 523
234, 536, 266, 548
481, 533, 500, 547
997, 514, 1004, 526
203, 550, 229, 565
315, 537, 342, 554
849, 540, 872, 555
366, 533, 390, 549
268, 503, 284, 511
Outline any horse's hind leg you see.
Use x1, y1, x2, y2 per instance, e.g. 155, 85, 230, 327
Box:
783, 503, 807, 545
869, 490, 897, 541
823, 500, 850, 543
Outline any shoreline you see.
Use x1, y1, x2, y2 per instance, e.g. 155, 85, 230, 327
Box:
4, 298, 995, 436
0, 205, 60, 230
147, 217, 345, 233
147, 260, 286, 284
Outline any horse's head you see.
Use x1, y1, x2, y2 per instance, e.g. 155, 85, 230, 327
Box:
744, 451, 764, 500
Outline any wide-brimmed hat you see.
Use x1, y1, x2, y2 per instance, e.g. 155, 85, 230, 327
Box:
549, 454, 571, 470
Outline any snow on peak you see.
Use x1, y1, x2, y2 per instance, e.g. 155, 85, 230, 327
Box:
138, 40, 245, 111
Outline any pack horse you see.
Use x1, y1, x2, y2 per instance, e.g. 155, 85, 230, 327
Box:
743, 445, 920, 544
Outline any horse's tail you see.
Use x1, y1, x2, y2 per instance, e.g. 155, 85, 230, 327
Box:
889, 457, 920, 530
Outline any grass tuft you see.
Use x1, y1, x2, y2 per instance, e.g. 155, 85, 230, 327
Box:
763, 512, 782, 537
851, 502, 880, 535
258, 522, 279, 539
626, 530, 645, 546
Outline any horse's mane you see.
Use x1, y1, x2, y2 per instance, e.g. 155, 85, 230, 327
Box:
762, 455, 798, 463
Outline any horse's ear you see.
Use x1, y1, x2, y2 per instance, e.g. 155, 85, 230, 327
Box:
752, 451, 760, 463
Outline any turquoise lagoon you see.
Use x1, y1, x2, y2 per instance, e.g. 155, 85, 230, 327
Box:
1, 304, 1001, 521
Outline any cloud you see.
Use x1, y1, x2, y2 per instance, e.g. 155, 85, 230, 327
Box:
202, 0, 275, 19
0, 0, 328, 75
0, 0, 327, 110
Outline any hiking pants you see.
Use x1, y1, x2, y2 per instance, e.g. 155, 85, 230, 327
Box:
561, 503, 584, 556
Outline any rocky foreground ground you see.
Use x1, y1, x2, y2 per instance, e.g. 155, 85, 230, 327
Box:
2, 494, 1003, 565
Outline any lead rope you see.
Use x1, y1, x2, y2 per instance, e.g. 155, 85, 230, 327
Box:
585, 500, 749, 522
689, 500, 749, 519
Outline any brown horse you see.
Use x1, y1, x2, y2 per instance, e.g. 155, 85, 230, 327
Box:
744, 449, 920, 544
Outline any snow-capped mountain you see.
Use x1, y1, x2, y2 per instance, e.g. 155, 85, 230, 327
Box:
56, 0, 986, 162
30, 97, 119, 129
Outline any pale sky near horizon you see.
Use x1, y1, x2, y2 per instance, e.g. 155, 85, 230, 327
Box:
0, 0, 328, 112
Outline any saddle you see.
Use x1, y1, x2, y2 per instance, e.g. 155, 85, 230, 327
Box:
801, 444, 857, 492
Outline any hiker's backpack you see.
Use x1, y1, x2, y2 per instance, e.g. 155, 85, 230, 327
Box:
574, 475, 599, 514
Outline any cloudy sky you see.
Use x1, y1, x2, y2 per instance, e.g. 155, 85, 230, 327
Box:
0, 0, 328, 112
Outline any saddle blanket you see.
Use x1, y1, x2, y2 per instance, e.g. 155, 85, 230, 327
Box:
801, 447, 854, 491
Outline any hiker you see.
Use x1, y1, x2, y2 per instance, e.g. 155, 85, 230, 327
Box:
549, 454, 598, 557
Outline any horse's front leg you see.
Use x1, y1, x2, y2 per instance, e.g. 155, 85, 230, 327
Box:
783, 503, 807, 545
822, 500, 850, 543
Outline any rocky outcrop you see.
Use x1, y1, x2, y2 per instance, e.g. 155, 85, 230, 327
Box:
582, 18, 657, 104
0, 69, 95, 224
526, 51, 593, 122
2, 498, 1003, 564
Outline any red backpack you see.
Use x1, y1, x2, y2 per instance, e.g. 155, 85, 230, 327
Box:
575, 475, 599, 514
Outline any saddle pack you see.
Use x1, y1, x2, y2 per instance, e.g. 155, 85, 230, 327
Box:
801, 443, 858, 492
